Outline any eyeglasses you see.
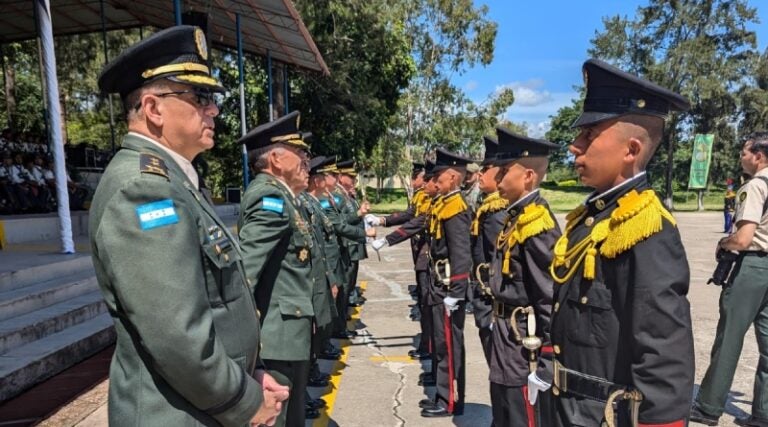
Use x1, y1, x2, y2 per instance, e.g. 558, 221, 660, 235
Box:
134, 88, 221, 111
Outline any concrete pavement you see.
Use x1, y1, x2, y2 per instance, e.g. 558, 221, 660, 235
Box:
43, 211, 757, 426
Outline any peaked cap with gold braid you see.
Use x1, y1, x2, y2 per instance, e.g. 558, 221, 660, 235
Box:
99, 25, 224, 97
238, 111, 309, 151
550, 189, 676, 283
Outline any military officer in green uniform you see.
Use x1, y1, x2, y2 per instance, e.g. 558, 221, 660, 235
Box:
692, 131, 768, 427
91, 26, 287, 426
237, 111, 315, 427
335, 160, 371, 308
319, 163, 373, 338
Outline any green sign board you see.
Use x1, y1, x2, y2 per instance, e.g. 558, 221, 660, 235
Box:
688, 134, 715, 189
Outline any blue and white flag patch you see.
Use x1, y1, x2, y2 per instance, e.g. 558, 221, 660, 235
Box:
136, 199, 179, 230
262, 197, 284, 213
333, 196, 341, 205
320, 199, 331, 209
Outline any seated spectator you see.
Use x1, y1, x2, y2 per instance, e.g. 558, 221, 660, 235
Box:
5, 152, 31, 212
0, 152, 17, 214
24, 154, 51, 212
42, 157, 88, 211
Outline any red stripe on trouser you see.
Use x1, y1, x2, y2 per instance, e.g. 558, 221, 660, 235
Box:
449, 273, 469, 281
396, 228, 407, 236
443, 309, 455, 413
521, 385, 535, 427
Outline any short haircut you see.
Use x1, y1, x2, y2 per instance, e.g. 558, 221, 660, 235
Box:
248, 146, 286, 174
514, 157, 549, 185
746, 131, 768, 158
124, 79, 172, 123
618, 114, 665, 168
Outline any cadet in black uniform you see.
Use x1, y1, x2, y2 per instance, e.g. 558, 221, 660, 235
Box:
548, 59, 694, 427
470, 135, 506, 365
420, 148, 473, 418
487, 128, 561, 427
372, 161, 440, 386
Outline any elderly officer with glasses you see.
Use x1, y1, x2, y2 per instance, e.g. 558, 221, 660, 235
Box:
90, 26, 288, 426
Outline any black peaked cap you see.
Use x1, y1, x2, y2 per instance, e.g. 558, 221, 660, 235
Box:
238, 111, 309, 152
492, 127, 560, 165
481, 135, 499, 166
572, 58, 690, 128
432, 148, 473, 173
99, 25, 223, 97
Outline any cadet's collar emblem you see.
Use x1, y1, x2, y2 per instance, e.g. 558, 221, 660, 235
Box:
298, 247, 309, 262
194, 28, 208, 61
595, 199, 606, 210
740, 192, 747, 202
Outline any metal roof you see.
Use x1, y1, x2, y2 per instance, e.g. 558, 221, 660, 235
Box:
0, 0, 329, 75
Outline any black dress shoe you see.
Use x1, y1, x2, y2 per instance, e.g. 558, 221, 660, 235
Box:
305, 407, 320, 419
418, 377, 436, 386
421, 406, 453, 417
308, 376, 329, 387
418, 398, 436, 408
307, 398, 327, 410
689, 405, 719, 426
736, 416, 768, 427
409, 350, 431, 360
318, 352, 341, 360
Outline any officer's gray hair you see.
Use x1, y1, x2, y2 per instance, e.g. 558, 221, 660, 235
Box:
746, 131, 768, 158
249, 146, 286, 173
124, 80, 172, 123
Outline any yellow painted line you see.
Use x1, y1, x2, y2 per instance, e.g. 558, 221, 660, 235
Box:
312, 281, 367, 427
369, 355, 417, 364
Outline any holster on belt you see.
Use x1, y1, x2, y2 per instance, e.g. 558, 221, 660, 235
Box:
553, 360, 643, 427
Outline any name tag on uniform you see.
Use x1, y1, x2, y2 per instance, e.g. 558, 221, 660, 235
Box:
262, 197, 284, 213
320, 199, 331, 209
136, 199, 179, 230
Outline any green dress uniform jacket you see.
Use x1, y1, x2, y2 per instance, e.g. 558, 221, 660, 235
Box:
549, 175, 694, 426
299, 192, 340, 328
333, 186, 368, 261
89, 133, 263, 427
238, 172, 314, 362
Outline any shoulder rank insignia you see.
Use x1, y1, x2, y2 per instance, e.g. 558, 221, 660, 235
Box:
298, 247, 309, 262
140, 153, 169, 179
261, 197, 284, 214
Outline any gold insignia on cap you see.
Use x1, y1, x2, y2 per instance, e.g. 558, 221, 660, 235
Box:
194, 28, 208, 61
636, 99, 646, 108
522, 150, 529, 157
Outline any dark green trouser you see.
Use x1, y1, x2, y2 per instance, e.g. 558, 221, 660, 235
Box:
697, 254, 768, 418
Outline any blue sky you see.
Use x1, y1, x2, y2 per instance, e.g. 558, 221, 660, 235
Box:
453, 1, 768, 137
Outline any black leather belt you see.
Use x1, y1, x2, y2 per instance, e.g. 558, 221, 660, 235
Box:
553, 360, 642, 403
492, 300, 520, 318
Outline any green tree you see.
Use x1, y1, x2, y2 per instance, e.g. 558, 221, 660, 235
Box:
589, 0, 760, 208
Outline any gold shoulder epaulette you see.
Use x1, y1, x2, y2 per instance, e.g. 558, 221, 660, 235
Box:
496, 203, 556, 274
416, 194, 432, 216
139, 153, 168, 179
428, 193, 467, 239
550, 189, 675, 283
471, 192, 509, 235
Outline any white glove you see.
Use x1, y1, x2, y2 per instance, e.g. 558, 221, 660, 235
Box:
364, 214, 381, 226
443, 296, 460, 312
527, 372, 551, 405
488, 322, 494, 332
371, 238, 387, 251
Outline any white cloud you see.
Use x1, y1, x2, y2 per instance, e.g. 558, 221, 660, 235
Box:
503, 90, 577, 138
496, 79, 553, 107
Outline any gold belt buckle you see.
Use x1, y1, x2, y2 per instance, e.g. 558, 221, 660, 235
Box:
553, 360, 566, 393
